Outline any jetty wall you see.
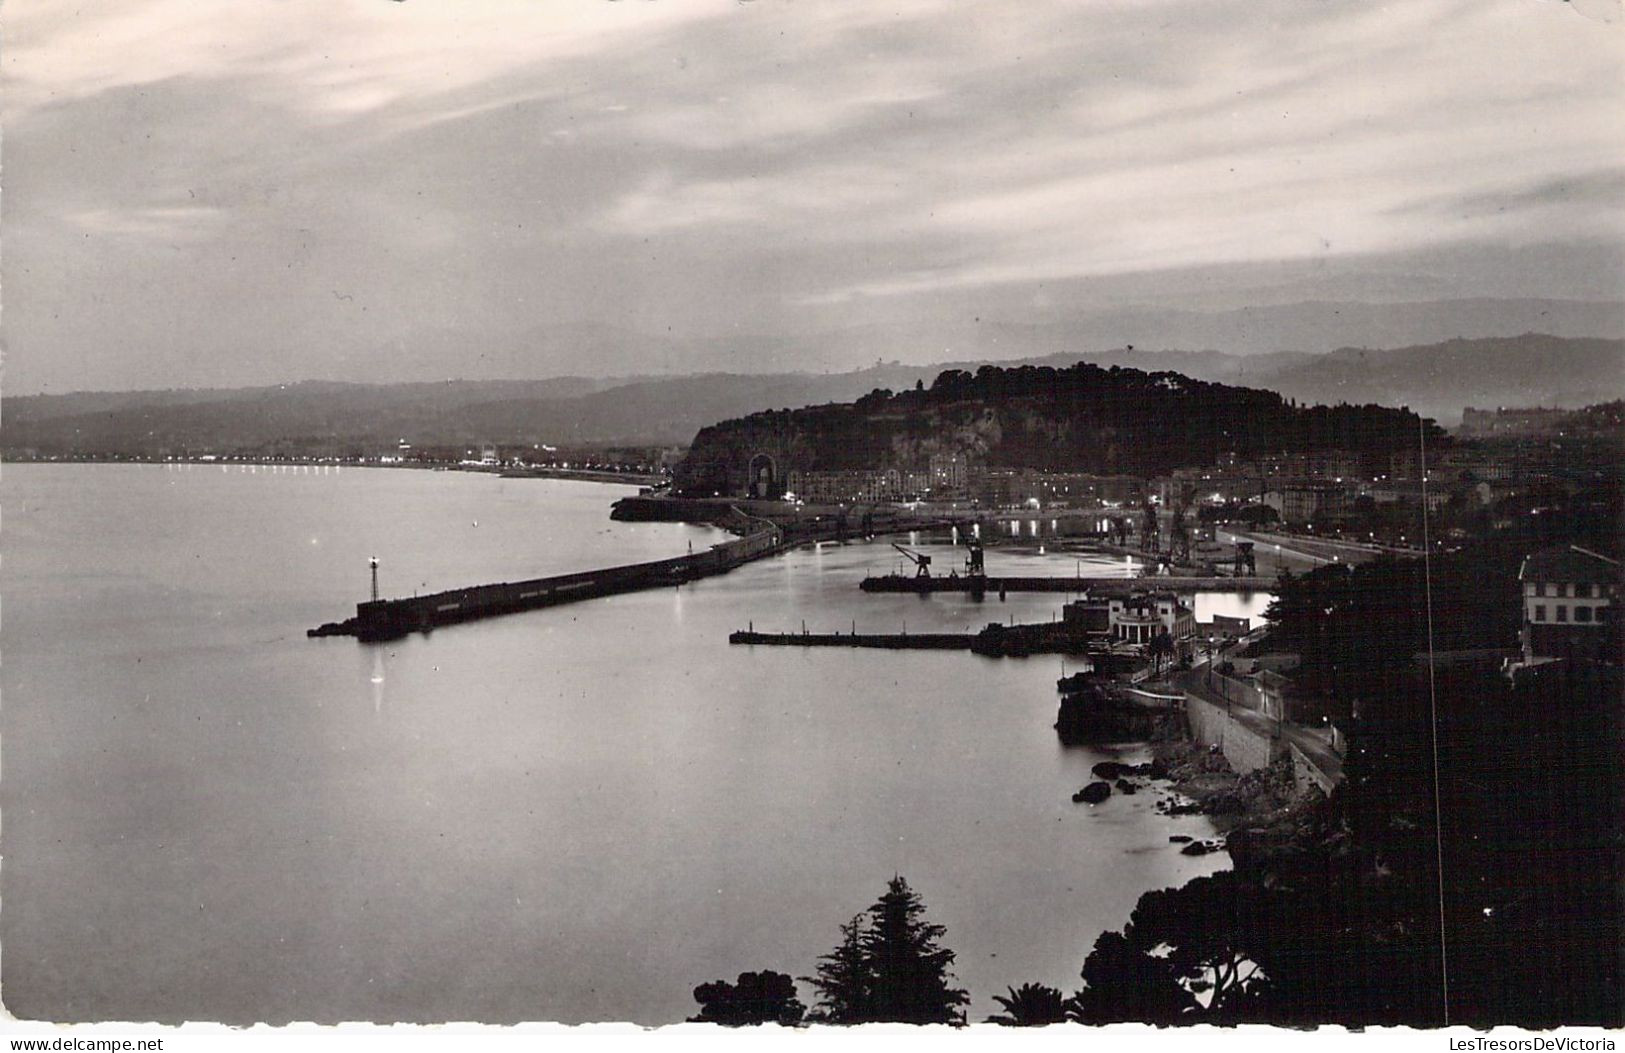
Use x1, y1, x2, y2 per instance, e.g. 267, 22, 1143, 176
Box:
323, 528, 781, 641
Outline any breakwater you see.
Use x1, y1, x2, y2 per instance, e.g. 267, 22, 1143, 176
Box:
310, 528, 782, 642
860, 573, 1274, 594
308, 494, 971, 643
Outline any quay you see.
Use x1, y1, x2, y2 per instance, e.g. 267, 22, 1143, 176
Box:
729, 621, 1150, 661
859, 574, 1274, 594
728, 629, 970, 650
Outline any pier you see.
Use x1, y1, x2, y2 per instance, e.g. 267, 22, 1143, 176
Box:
308, 499, 966, 642
311, 527, 784, 642
728, 630, 971, 650
859, 574, 1274, 594
729, 621, 1150, 662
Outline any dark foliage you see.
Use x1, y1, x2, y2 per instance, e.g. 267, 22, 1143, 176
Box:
803, 878, 969, 1025
1263, 542, 1529, 709
986, 983, 1069, 1026
1075, 658, 1622, 1027
689, 970, 807, 1026
1068, 930, 1199, 1024
804, 915, 871, 1024
862, 877, 971, 1025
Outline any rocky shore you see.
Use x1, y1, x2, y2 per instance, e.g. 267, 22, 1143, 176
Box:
1064, 714, 1326, 870
1053, 677, 1162, 743
1146, 716, 1326, 872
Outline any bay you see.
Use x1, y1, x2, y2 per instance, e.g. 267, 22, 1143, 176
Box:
0, 463, 1257, 1024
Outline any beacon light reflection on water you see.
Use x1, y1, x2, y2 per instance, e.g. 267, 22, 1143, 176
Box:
369, 649, 386, 715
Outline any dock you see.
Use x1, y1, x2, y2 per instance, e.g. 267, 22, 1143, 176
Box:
728, 630, 970, 650
859, 574, 1275, 594
729, 621, 1150, 662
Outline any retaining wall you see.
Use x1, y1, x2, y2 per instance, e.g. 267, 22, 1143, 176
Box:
1184, 694, 1282, 776
1289, 742, 1340, 796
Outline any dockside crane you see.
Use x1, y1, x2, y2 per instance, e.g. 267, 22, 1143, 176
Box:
1168, 484, 1197, 566
962, 535, 986, 578
892, 542, 933, 579
1138, 493, 1160, 553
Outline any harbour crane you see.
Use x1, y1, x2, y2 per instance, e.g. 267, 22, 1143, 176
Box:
891, 542, 934, 579
962, 535, 986, 578
1139, 493, 1160, 553
1168, 484, 1197, 566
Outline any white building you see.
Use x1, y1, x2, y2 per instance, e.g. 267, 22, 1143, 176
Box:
1518, 545, 1619, 665
1108, 592, 1195, 644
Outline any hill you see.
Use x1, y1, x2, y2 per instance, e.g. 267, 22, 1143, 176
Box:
674, 362, 1439, 496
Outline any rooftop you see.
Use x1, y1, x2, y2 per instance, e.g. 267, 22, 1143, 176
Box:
1519, 545, 1621, 586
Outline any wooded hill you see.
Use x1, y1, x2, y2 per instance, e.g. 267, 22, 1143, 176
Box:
675, 362, 1442, 493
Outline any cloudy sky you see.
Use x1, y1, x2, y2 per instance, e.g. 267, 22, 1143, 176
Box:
4, 0, 1623, 393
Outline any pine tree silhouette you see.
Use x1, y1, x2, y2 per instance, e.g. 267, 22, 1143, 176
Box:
860, 876, 969, 1025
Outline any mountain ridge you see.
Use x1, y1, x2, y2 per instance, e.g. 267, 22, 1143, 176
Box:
4, 334, 1620, 453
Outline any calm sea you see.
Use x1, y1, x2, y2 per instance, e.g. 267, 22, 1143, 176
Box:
1, 463, 1266, 1024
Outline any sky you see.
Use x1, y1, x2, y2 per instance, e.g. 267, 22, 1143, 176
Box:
3, 0, 1623, 394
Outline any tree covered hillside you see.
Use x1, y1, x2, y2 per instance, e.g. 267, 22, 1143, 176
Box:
676, 362, 1442, 494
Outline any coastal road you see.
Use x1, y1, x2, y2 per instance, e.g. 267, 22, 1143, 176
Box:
1178, 631, 1346, 787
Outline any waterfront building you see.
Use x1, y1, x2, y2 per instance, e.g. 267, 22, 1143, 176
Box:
967, 467, 1025, 508
1365, 479, 1451, 512
928, 453, 968, 491
1108, 593, 1195, 644
1262, 481, 1349, 526
1061, 597, 1111, 634
1518, 545, 1621, 665
1195, 613, 1251, 643
785, 468, 906, 504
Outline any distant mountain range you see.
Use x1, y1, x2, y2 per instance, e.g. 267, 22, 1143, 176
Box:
4, 334, 1621, 455
322, 296, 1625, 381
730, 298, 1624, 378
11, 296, 1619, 394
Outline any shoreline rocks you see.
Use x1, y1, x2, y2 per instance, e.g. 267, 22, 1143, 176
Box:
1091, 760, 1157, 780
1072, 781, 1112, 804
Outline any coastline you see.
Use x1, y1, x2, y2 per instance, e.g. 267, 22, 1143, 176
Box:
1146, 714, 1321, 869
0, 457, 665, 488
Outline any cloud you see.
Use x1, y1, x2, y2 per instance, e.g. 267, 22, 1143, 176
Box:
1395, 167, 1625, 221
3, 0, 1622, 392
